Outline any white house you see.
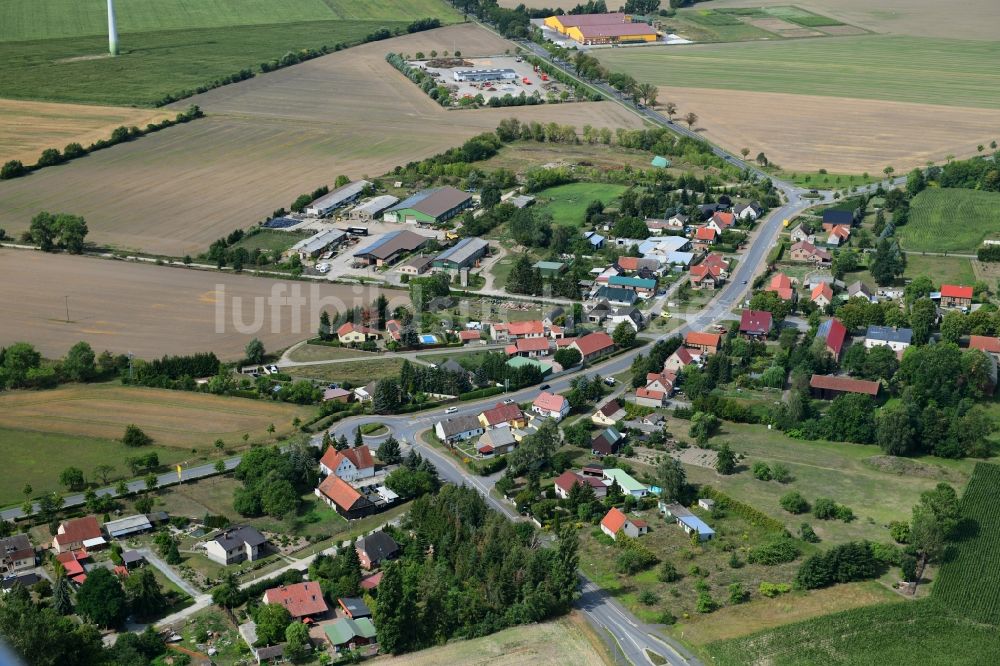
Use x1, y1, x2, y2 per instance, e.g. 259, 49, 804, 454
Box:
600, 507, 647, 540
531, 391, 570, 421
864, 325, 913, 353
435, 414, 485, 444
318, 445, 375, 482
204, 526, 266, 566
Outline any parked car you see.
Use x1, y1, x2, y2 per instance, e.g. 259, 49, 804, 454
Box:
267, 365, 279, 374
604, 377, 616, 386
316, 263, 330, 274
539, 384, 550, 391
502, 398, 515, 405
445, 406, 458, 414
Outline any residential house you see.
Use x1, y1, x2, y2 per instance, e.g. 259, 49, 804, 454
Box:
607, 306, 643, 332
52, 516, 104, 554
505, 337, 552, 358
355, 531, 399, 569
532, 391, 570, 421
734, 202, 761, 221
616, 256, 661, 275
263, 581, 328, 619
603, 468, 648, 498
600, 507, 648, 540
824, 224, 851, 247
396, 255, 434, 276
458, 329, 482, 344
571, 332, 615, 362
591, 427, 624, 456
586, 301, 611, 324
702, 253, 730, 276
316, 476, 376, 519
663, 346, 700, 374
553, 471, 607, 500
940, 284, 973, 309
337, 322, 380, 344
668, 213, 689, 228
584, 231, 605, 249
543, 307, 565, 329
594, 286, 639, 306
689, 263, 722, 290
0, 535, 34, 574
739, 310, 773, 339
204, 526, 266, 566
969, 335, 1000, 358
478, 403, 527, 430
490, 320, 545, 342
353, 382, 376, 402
822, 209, 855, 227
434, 414, 484, 444
765, 273, 796, 301
698, 203, 726, 220
809, 374, 880, 399
319, 445, 375, 482
789, 241, 831, 265
693, 226, 717, 246
865, 325, 913, 353
790, 225, 813, 244
707, 212, 736, 234
323, 618, 377, 652
817, 318, 848, 358
2, 573, 41, 592
56, 550, 89, 584
811, 283, 834, 308
636, 371, 676, 407
338, 597, 372, 620
592, 400, 626, 426
847, 281, 875, 302
685, 331, 722, 355
477, 428, 518, 457
323, 387, 352, 403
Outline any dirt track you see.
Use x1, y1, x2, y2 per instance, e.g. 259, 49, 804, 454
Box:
659, 86, 1000, 173
0, 249, 409, 361
0, 24, 643, 256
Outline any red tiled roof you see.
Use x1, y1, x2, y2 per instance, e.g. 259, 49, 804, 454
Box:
481, 402, 524, 426
601, 507, 628, 534
703, 253, 729, 269
740, 310, 773, 334
712, 212, 735, 228
517, 337, 551, 353
556, 337, 578, 347
686, 331, 722, 349
320, 445, 374, 475
637, 387, 666, 400
809, 374, 880, 396
504, 344, 518, 356
360, 571, 383, 590
694, 227, 717, 241
969, 335, 1000, 354
317, 475, 364, 511
54, 516, 101, 548
941, 284, 973, 299
766, 274, 795, 301
507, 320, 545, 336
554, 471, 585, 494
573, 331, 615, 356
822, 318, 848, 357
533, 391, 567, 413
478, 444, 494, 454
617, 256, 640, 271
669, 347, 698, 367
811, 283, 833, 302
689, 264, 721, 280
458, 330, 480, 340
337, 322, 377, 337
264, 581, 329, 618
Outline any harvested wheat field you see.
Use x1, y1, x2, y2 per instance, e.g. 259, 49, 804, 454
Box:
0, 24, 643, 256
657, 86, 1000, 173
0, 99, 172, 165
0, 249, 410, 361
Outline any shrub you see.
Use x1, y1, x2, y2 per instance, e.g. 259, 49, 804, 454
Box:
747, 537, 800, 565
121, 424, 152, 447
834, 504, 855, 522
751, 461, 772, 481
695, 591, 717, 613
780, 491, 810, 514
638, 590, 659, 605
799, 523, 820, 543
812, 497, 838, 519
657, 561, 679, 583
870, 542, 902, 566
728, 552, 744, 568
771, 463, 792, 483
758, 582, 791, 598
888, 520, 910, 544
900, 554, 918, 582
728, 582, 749, 604
658, 609, 677, 625
795, 541, 879, 589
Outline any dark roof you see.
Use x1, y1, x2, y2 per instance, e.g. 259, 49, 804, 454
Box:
353, 230, 429, 260
823, 209, 855, 226
212, 525, 266, 550
338, 597, 372, 618
122, 550, 145, 565
740, 309, 773, 334
437, 414, 482, 438
356, 531, 399, 562
1, 573, 40, 590
866, 325, 913, 344
388, 187, 471, 219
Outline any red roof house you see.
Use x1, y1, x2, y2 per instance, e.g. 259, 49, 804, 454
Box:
941, 284, 973, 308
819, 318, 848, 358
685, 331, 722, 354
600, 507, 648, 540
315, 475, 374, 519
479, 402, 526, 429
319, 445, 375, 481
263, 581, 329, 619
53, 516, 103, 554
531, 391, 570, 420
811, 283, 834, 307
969, 335, 1000, 355
766, 273, 795, 301
571, 331, 615, 361
739, 310, 773, 338
694, 227, 717, 243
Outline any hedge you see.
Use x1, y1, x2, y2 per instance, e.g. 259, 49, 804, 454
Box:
459, 386, 504, 401
699, 486, 787, 533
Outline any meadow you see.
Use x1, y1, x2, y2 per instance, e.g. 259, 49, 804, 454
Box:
0, 383, 310, 505
899, 188, 1000, 253
535, 182, 629, 227
902, 254, 976, 288
286, 358, 408, 385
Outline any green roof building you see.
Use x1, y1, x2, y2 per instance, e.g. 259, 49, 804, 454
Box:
603, 468, 648, 496
533, 260, 567, 278
323, 617, 377, 648
651, 156, 670, 168
506, 356, 553, 376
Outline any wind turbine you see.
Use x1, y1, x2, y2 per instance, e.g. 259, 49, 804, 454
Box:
107, 0, 119, 55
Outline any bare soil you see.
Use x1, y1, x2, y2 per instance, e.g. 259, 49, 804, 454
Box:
0, 249, 409, 360
658, 86, 1000, 173
0, 24, 642, 257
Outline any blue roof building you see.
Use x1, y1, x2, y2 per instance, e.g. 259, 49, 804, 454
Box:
677, 515, 715, 541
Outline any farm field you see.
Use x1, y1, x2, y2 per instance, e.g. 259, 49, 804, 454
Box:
0, 250, 407, 360
0, 383, 309, 505
535, 182, 629, 227
685, 420, 976, 544
0, 99, 171, 165
286, 358, 407, 385
370, 613, 611, 666
0, 25, 644, 256
899, 188, 1000, 253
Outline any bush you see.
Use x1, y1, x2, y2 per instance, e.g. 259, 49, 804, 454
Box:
638, 590, 659, 605
812, 497, 838, 519
779, 491, 810, 514
122, 424, 152, 447
695, 591, 717, 613
657, 561, 679, 582
889, 520, 910, 544
796, 541, 880, 589
758, 582, 791, 598
1, 159, 28, 179
658, 609, 677, 625
799, 523, 820, 543
751, 461, 772, 481
771, 463, 792, 483
747, 537, 800, 565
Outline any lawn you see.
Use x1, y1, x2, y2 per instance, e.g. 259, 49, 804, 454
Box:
903, 253, 976, 287
769, 169, 880, 189
286, 357, 407, 385
0, 383, 310, 505
682, 420, 977, 544
535, 182, 629, 227
285, 344, 380, 363
899, 188, 1000, 253
597, 35, 1000, 109
228, 229, 308, 255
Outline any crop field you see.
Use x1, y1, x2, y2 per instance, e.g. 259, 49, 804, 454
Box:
0, 383, 308, 504
535, 182, 629, 227
899, 188, 1000, 253
0, 25, 643, 256
933, 463, 1000, 623
375, 614, 610, 666
0, 250, 408, 360
0, 99, 172, 165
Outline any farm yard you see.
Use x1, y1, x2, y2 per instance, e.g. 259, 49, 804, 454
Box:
597, 36, 1000, 173
899, 188, 1000, 253
0, 249, 408, 360
0, 24, 643, 256
0, 383, 309, 505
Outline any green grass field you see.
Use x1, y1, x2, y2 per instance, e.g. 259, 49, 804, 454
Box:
229, 230, 307, 255
286, 357, 406, 385
899, 188, 1000, 253
771, 170, 879, 189
0, 0, 462, 106
703, 463, 1000, 665
597, 36, 1000, 109
903, 253, 976, 287
535, 182, 629, 227
0, 0, 460, 42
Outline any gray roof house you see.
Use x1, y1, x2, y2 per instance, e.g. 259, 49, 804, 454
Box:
864, 325, 913, 351
435, 414, 484, 444
204, 526, 266, 566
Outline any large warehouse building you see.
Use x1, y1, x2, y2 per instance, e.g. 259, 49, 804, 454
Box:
543, 12, 657, 45
353, 230, 429, 266
383, 187, 472, 225
306, 180, 371, 217
433, 237, 489, 270
453, 68, 518, 82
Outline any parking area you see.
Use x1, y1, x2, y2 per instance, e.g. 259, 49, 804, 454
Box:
308, 225, 442, 282
410, 56, 568, 102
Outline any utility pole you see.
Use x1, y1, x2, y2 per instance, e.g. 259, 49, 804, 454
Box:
64, 295, 70, 323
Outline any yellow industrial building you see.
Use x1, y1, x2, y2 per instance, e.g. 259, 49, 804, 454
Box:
543, 12, 658, 45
